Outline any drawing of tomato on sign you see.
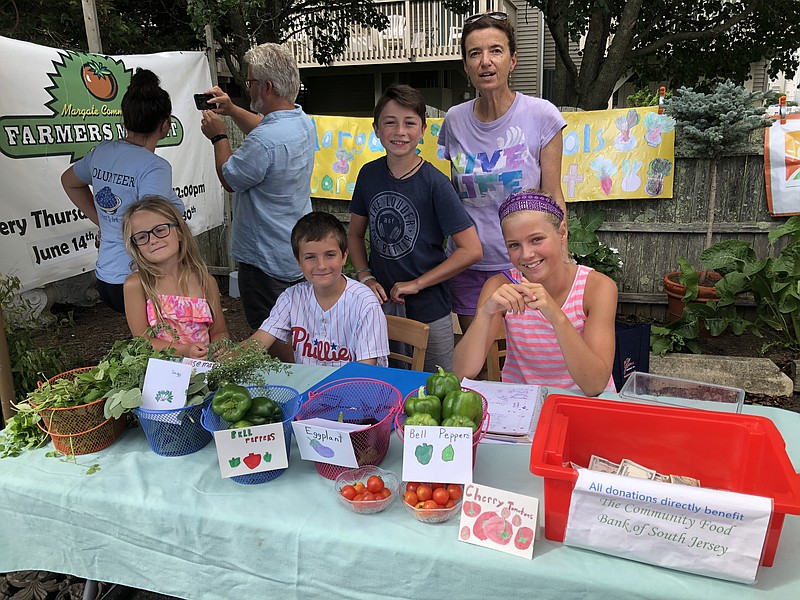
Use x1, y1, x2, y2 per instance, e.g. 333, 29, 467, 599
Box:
472, 511, 513, 545
81, 60, 118, 100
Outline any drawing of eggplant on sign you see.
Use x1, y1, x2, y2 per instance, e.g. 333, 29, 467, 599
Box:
309, 438, 335, 458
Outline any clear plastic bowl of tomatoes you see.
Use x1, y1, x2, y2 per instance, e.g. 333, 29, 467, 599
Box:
335, 466, 399, 515
401, 482, 463, 524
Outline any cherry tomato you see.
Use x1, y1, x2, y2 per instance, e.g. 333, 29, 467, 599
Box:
353, 481, 366, 494
447, 484, 463, 502
404, 491, 419, 506
430, 482, 446, 491
361, 492, 376, 501
415, 501, 426, 509
353, 493, 364, 501
381, 488, 392, 499
405, 482, 420, 493
340, 485, 357, 501
445, 499, 456, 508
416, 484, 433, 502
367, 475, 385, 494
422, 500, 439, 509
432, 487, 450, 506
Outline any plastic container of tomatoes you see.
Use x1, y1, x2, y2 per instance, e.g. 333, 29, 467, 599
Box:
335, 466, 399, 515
401, 482, 463, 524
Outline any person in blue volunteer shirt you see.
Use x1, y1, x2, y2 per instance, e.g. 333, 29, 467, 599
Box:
200, 42, 314, 362
61, 68, 185, 313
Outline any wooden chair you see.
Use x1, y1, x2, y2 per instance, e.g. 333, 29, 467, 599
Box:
485, 321, 507, 382
385, 314, 430, 372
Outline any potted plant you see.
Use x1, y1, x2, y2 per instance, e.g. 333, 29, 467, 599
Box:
661, 80, 771, 319
651, 216, 800, 355
567, 208, 624, 281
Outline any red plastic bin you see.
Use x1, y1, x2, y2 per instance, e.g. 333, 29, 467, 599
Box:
529, 394, 800, 567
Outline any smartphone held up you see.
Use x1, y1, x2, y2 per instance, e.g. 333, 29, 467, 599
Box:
194, 93, 215, 110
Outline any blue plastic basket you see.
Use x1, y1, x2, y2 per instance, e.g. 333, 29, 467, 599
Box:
133, 397, 213, 457
201, 385, 301, 485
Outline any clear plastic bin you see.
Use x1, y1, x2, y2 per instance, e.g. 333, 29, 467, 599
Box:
619, 371, 744, 413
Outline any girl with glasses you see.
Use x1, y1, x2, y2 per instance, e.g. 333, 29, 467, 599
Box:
122, 196, 229, 359
61, 68, 186, 314
439, 12, 568, 337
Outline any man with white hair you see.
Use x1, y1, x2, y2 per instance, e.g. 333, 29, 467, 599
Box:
201, 43, 314, 359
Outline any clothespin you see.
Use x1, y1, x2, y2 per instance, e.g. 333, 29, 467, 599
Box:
657, 87, 666, 115
779, 95, 787, 124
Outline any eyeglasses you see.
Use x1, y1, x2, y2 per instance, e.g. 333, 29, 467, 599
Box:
244, 79, 260, 90
464, 12, 508, 25
130, 223, 178, 246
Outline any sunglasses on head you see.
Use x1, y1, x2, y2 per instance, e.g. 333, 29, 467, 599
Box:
464, 12, 508, 26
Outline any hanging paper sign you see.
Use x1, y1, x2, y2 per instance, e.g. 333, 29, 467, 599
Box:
564, 469, 772, 583
213, 422, 288, 478
291, 418, 368, 468
401, 426, 473, 484
458, 483, 539, 559
140, 358, 193, 410
764, 116, 800, 216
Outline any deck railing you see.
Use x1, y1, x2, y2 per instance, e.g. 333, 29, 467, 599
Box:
288, 0, 516, 67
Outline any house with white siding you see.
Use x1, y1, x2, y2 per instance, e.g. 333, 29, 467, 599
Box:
282, 1, 776, 115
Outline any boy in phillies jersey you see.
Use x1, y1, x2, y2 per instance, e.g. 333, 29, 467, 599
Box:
246, 212, 389, 366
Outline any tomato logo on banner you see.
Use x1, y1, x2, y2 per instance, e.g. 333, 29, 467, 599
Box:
0, 51, 183, 163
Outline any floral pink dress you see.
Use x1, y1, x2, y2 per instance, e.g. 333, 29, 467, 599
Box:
146, 294, 213, 345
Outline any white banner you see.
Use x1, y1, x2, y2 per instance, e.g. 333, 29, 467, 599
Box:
0, 36, 224, 290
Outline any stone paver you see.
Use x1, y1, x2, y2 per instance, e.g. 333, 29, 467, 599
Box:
649, 354, 794, 397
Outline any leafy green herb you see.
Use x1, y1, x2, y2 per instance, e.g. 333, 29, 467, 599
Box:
0, 403, 47, 458
206, 340, 289, 391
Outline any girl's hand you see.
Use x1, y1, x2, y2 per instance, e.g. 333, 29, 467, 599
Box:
181, 343, 209, 359
363, 278, 388, 304
485, 281, 538, 315
390, 280, 420, 304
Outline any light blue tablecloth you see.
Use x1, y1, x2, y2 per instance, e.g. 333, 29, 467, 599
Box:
1, 365, 798, 599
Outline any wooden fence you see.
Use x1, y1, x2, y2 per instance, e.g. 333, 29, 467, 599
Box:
197, 149, 787, 321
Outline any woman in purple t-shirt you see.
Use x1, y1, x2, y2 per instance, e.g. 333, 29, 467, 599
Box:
438, 12, 566, 334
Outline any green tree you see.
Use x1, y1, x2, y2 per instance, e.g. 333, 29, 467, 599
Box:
1, 1, 200, 54
445, 0, 800, 110
186, 1, 389, 87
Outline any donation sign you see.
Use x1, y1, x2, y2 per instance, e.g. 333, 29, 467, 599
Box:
564, 469, 772, 583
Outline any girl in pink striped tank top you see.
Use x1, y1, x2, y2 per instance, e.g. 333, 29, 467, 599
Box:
454, 190, 618, 396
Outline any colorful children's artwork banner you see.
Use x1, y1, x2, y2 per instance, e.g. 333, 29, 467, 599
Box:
560, 107, 675, 202
309, 115, 448, 199
0, 36, 224, 290
764, 116, 800, 216
309, 106, 675, 203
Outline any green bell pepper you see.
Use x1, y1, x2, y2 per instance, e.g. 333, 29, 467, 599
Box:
230, 419, 253, 429
425, 366, 461, 400
245, 396, 283, 425
405, 413, 439, 427
211, 383, 252, 423
442, 415, 479, 433
442, 388, 483, 423
405, 386, 441, 424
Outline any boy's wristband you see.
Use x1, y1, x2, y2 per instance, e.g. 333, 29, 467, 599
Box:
210, 134, 228, 145
355, 267, 371, 277
360, 275, 377, 285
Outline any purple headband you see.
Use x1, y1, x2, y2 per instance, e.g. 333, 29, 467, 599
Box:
498, 191, 564, 222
